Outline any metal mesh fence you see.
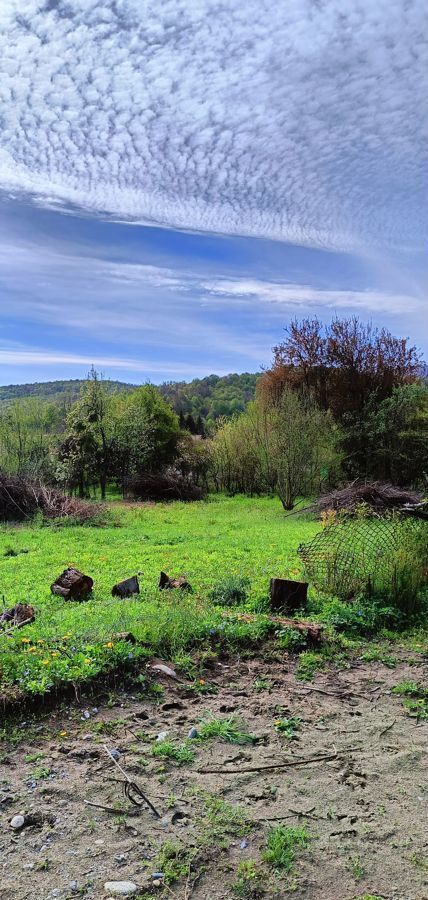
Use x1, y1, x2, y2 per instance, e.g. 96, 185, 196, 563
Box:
298, 515, 427, 600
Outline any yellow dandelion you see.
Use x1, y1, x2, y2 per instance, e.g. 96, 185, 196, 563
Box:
84, 658, 91, 664
42, 659, 50, 665
51, 651, 59, 658
27, 647, 37, 653
21, 637, 30, 643
37, 639, 45, 644
198, 678, 206, 685
59, 731, 67, 737
104, 641, 114, 648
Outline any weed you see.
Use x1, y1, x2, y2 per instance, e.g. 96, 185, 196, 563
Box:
296, 651, 324, 682
360, 648, 397, 668
276, 627, 308, 653
156, 841, 200, 885
26, 766, 51, 781
200, 795, 252, 847
348, 855, 365, 880
197, 714, 255, 744
231, 861, 265, 898
24, 752, 44, 763
392, 681, 428, 720
253, 677, 273, 693
274, 716, 301, 739
151, 739, 195, 766
263, 825, 310, 873
209, 575, 251, 607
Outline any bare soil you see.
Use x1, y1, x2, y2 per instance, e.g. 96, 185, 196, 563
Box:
1, 651, 427, 900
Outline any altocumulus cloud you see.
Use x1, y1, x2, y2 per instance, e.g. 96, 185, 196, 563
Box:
0, 0, 426, 251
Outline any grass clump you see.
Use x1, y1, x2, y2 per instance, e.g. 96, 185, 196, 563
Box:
197, 714, 255, 744
296, 651, 324, 682
231, 861, 265, 898
392, 680, 428, 720
263, 824, 310, 872
156, 840, 200, 885
200, 795, 252, 846
151, 739, 195, 766
209, 575, 251, 607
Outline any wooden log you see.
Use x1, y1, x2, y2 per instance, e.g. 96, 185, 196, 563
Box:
0, 603, 35, 627
222, 611, 323, 646
111, 575, 140, 598
51, 568, 93, 601
159, 571, 192, 591
269, 578, 308, 613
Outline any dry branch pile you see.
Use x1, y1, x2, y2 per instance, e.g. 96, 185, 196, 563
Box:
315, 482, 426, 517
125, 472, 205, 502
0, 474, 101, 523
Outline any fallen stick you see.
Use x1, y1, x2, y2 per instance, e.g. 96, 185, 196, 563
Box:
196, 747, 363, 775
83, 799, 132, 815
103, 745, 161, 819
0, 617, 34, 638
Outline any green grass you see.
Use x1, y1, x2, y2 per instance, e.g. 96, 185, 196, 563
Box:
263, 824, 310, 873
0, 496, 319, 701
150, 739, 195, 765
197, 714, 255, 744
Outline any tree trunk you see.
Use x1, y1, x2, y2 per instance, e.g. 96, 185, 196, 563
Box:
269, 578, 308, 613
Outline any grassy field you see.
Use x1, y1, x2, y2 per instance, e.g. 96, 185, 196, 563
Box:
0, 496, 320, 701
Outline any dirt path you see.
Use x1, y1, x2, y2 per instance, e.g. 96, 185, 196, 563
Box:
1, 653, 427, 900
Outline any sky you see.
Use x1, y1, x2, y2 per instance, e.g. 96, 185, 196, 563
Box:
0, 0, 426, 386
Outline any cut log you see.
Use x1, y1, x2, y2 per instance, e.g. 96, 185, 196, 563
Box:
51, 568, 93, 601
269, 578, 308, 613
0, 603, 35, 627
113, 632, 137, 644
159, 571, 192, 591
111, 575, 140, 598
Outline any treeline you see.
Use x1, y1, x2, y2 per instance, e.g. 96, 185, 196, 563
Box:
0, 319, 426, 509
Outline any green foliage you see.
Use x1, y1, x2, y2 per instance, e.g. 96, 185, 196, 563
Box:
392, 680, 428, 720
197, 714, 255, 744
159, 373, 260, 431
296, 651, 324, 682
276, 626, 308, 652
151, 739, 195, 765
231, 861, 265, 898
156, 841, 198, 885
263, 825, 310, 872
274, 715, 301, 738
209, 575, 251, 606
200, 795, 252, 845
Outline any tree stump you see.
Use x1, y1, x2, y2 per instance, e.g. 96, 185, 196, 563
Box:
111, 575, 140, 598
159, 571, 192, 591
269, 578, 308, 613
51, 568, 93, 601
0, 603, 35, 627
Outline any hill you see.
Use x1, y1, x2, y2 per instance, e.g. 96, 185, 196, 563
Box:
0, 373, 260, 426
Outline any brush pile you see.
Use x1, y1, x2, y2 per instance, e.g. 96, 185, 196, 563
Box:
0, 474, 101, 523
315, 482, 426, 518
125, 472, 205, 502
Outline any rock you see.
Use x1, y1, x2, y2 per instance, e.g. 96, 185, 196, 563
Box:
240, 839, 249, 849
69, 881, 78, 892
187, 727, 198, 739
104, 882, 138, 896
150, 663, 178, 681
150, 873, 164, 881
156, 731, 168, 742
110, 748, 121, 761
10, 814, 25, 830
115, 854, 127, 866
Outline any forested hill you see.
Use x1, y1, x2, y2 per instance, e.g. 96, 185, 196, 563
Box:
0, 372, 260, 425
157, 373, 260, 427
0, 379, 133, 405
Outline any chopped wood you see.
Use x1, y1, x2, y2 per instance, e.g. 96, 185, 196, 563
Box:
111, 575, 140, 598
159, 571, 192, 591
269, 578, 308, 613
50, 568, 93, 601
0, 603, 35, 628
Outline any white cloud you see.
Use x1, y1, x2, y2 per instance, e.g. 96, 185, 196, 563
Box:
203, 278, 423, 314
0, 346, 232, 378
0, 0, 425, 250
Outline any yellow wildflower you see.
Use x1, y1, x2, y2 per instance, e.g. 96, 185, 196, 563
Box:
104, 641, 114, 648
198, 679, 206, 685
51, 651, 59, 657
42, 659, 50, 665
27, 647, 37, 653
59, 731, 67, 737
84, 658, 91, 664
21, 637, 30, 644
37, 639, 45, 644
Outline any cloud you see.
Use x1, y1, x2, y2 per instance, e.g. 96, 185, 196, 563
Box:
0, 0, 425, 251
203, 278, 423, 314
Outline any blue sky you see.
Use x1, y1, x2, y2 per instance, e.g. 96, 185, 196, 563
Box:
0, 0, 426, 385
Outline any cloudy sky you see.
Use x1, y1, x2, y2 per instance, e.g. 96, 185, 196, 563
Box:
0, 0, 426, 385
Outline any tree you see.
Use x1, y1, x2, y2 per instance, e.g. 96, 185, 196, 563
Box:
111, 385, 180, 491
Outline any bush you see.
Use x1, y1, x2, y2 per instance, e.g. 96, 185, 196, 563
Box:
209, 575, 251, 607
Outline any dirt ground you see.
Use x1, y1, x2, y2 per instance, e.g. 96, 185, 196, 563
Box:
1, 651, 427, 900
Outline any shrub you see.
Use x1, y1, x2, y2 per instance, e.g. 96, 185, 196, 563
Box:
209, 575, 251, 607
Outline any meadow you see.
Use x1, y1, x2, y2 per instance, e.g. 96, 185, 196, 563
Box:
0, 496, 320, 701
